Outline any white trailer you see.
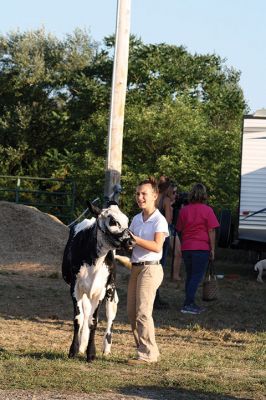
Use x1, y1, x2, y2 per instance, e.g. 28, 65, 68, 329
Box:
239, 111, 266, 243
218, 110, 266, 252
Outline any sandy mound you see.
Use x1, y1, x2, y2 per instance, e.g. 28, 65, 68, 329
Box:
0, 201, 69, 271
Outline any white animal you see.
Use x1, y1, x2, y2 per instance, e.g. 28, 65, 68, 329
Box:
62, 201, 134, 362
254, 259, 266, 283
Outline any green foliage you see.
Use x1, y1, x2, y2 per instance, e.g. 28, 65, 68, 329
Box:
0, 30, 246, 219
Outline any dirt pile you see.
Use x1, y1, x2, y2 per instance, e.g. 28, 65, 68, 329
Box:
0, 201, 69, 271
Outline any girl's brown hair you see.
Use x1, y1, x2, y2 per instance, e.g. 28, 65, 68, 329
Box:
188, 183, 207, 203
138, 176, 159, 193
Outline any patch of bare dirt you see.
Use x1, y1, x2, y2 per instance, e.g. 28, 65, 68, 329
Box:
0, 389, 149, 400
0, 389, 244, 400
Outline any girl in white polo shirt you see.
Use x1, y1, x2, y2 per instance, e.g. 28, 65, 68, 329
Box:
127, 177, 169, 365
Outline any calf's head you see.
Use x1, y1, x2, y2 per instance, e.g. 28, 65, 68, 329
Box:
88, 202, 135, 249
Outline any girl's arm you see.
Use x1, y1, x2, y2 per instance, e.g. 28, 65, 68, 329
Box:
132, 232, 165, 253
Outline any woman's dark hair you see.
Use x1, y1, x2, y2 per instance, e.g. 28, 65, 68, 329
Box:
158, 175, 177, 194
188, 183, 207, 203
158, 180, 171, 194
138, 176, 159, 193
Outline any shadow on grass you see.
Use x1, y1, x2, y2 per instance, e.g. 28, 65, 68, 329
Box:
0, 347, 68, 361
117, 385, 250, 400
1, 255, 265, 333
22, 351, 68, 361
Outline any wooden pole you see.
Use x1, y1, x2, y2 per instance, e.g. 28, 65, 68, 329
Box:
104, 0, 131, 205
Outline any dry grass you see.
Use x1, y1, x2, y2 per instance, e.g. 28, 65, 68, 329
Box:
0, 256, 265, 400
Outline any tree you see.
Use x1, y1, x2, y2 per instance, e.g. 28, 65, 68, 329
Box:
117, 38, 246, 214
0, 29, 97, 174
0, 31, 247, 219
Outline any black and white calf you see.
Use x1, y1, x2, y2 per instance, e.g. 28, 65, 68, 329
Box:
62, 202, 133, 362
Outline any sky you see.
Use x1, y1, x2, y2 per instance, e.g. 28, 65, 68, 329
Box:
1, 0, 266, 113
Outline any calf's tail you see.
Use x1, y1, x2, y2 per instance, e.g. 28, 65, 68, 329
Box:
115, 255, 132, 270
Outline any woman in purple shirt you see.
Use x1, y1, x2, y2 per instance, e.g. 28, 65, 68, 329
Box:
176, 183, 220, 314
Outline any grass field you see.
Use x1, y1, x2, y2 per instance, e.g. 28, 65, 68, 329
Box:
0, 250, 265, 400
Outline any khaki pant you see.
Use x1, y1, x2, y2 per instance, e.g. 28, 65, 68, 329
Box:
127, 264, 164, 362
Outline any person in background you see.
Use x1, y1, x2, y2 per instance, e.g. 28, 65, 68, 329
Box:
127, 177, 169, 365
176, 183, 220, 315
154, 177, 178, 308
170, 188, 184, 282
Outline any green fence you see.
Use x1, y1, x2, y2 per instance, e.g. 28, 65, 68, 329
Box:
0, 175, 76, 224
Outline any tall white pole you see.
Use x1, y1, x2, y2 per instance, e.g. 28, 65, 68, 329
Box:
104, 0, 131, 204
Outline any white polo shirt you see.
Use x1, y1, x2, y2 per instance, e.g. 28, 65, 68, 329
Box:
129, 209, 169, 263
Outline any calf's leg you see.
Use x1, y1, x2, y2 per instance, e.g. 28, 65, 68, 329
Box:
69, 284, 83, 358
103, 289, 118, 355
86, 304, 100, 362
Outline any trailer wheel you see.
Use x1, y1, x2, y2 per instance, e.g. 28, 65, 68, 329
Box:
218, 209, 232, 248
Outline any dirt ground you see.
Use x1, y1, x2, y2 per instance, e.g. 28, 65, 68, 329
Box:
0, 389, 171, 400
0, 201, 265, 400
0, 388, 239, 400
0, 201, 69, 269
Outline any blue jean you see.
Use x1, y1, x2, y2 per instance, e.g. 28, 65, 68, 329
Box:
182, 250, 210, 306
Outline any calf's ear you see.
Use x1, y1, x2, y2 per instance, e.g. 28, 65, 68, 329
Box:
107, 200, 118, 207
87, 201, 102, 216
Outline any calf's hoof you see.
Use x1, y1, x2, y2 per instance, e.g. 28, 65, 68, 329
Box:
87, 354, 96, 362
68, 345, 78, 358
